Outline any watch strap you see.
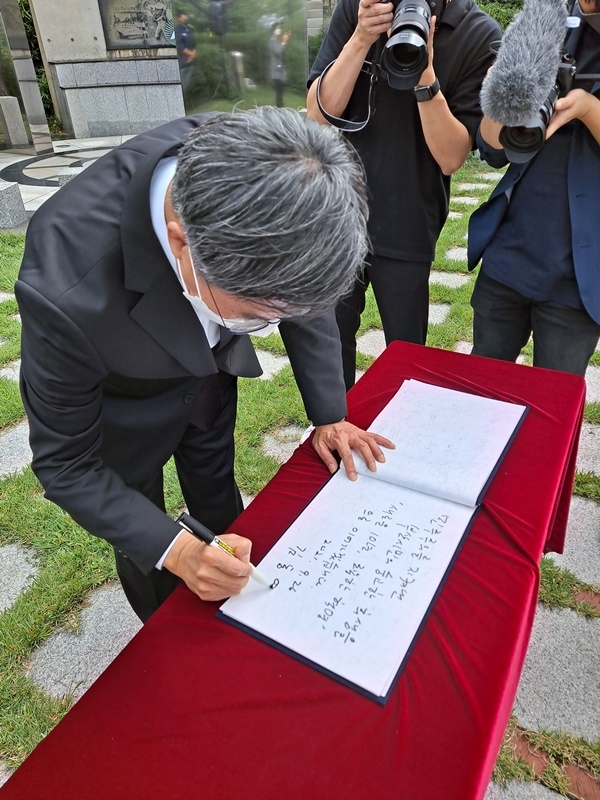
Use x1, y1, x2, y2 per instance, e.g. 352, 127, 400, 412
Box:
414, 77, 441, 103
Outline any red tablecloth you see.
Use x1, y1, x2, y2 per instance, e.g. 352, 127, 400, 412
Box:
2, 343, 585, 800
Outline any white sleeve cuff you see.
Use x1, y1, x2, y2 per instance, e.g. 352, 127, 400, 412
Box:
155, 528, 186, 570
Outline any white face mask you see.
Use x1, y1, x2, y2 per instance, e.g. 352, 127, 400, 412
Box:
176, 254, 280, 336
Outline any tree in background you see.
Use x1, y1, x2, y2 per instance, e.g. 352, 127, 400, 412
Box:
17, 0, 57, 126
476, 0, 524, 30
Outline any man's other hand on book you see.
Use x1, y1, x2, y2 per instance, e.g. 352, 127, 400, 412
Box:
312, 421, 395, 481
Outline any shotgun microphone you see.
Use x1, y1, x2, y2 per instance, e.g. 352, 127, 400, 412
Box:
480, 0, 569, 127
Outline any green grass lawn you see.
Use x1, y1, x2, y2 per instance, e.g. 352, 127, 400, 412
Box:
0, 156, 598, 789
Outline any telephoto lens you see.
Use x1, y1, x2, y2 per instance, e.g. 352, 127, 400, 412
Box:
380, 0, 437, 90
498, 59, 576, 163
499, 89, 558, 163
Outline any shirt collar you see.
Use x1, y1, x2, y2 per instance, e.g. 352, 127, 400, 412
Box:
149, 156, 220, 347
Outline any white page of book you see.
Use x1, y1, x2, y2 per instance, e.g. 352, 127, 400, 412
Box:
220, 469, 476, 699
351, 380, 527, 507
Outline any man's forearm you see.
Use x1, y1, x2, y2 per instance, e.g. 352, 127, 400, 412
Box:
479, 115, 503, 150
417, 92, 473, 176
307, 32, 372, 124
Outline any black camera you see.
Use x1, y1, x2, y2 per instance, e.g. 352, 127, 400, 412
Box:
499, 56, 576, 164
379, 0, 440, 90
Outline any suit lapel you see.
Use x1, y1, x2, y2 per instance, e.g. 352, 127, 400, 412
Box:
118, 116, 222, 377
118, 114, 261, 379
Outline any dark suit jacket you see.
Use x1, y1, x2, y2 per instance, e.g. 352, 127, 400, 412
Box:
467, 102, 600, 325
468, 21, 600, 325
16, 115, 347, 573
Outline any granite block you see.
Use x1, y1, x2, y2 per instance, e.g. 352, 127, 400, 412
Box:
156, 59, 180, 83
166, 85, 185, 119
74, 61, 100, 87
0, 97, 29, 148
95, 60, 138, 86
0, 181, 28, 228
55, 62, 76, 89
124, 85, 150, 126
144, 85, 171, 125
64, 89, 91, 139
136, 60, 159, 84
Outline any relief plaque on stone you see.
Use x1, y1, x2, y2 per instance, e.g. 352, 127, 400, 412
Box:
98, 0, 177, 50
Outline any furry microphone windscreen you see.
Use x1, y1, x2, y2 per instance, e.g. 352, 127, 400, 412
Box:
480, 0, 568, 127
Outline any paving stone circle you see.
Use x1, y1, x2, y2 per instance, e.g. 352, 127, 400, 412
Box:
584, 365, 600, 403
445, 247, 468, 263
450, 196, 479, 206
27, 582, 142, 702
240, 493, 254, 509
456, 182, 491, 191
261, 425, 306, 464
255, 349, 289, 381
447, 210, 463, 220
576, 422, 600, 476
0, 763, 12, 790
0, 420, 32, 479
546, 496, 600, 587
0, 359, 20, 382
454, 340, 473, 355
484, 781, 563, 799
430, 271, 471, 289
475, 172, 505, 182
0, 543, 39, 612
429, 304, 451, 325
0, 292, 14, 303
513, 605, 600, 741
356, 329, 386, 358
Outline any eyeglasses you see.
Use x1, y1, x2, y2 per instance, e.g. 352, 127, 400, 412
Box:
204, 280, 281, 334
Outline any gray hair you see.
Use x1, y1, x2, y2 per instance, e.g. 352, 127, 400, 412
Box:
171, 107, 369, 317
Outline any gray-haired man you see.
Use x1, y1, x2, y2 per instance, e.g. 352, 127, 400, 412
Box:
16, 108, 393, 622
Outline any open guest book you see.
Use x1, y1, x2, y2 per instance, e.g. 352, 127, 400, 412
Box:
219, 380, 527, 704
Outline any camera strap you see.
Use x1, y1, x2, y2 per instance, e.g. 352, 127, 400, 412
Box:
315, 40, 384, 133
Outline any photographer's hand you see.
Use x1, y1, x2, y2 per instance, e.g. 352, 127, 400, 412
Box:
416, 14, 436, 87
546, 89, 600, 145
356, 0, 394, 47
307, 0, 393, 123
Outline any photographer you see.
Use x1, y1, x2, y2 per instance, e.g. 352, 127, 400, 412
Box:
468, 0, 600, 377
307, 0, 500, 390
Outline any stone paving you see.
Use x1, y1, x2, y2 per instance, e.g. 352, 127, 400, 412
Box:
27, 584, 142, 702
484, 784, 563, 799
0, 152, 598, 797
0, 544, 38, 612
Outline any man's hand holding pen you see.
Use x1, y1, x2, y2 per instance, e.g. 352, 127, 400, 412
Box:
164, 423, 396, 603
163, 530, 252, 602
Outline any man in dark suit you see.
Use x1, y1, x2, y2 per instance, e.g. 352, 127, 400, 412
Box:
468, 2, 600, 375
16, 108, 393, 622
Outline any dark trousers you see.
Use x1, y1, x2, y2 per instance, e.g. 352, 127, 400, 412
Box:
336, 254, 431, 390
273, 79, 285, 108
111, 375, 243, 622
471, 272, 600, 377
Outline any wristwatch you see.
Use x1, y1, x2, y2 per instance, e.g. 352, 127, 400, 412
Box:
414, 78, 441, 103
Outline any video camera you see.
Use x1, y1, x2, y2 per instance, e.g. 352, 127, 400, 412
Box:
498, 49, 576, 163
378, 0, 441, 90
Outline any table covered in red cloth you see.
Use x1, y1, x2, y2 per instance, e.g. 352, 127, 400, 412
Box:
2, 343, 586, 800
